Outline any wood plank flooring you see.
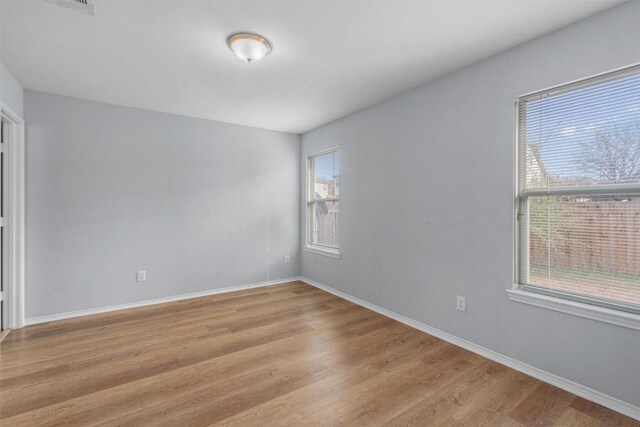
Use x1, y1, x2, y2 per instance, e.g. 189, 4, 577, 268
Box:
0, 281, 636, 426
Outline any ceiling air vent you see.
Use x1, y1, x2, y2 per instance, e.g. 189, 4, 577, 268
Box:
44, 0, 96, 16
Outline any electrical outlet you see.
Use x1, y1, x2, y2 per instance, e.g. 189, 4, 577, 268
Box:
284, 255, 290, 264
456, 295, 466, 312
136, 270, 146, 282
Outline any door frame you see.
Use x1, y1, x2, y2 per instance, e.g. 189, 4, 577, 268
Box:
1, 100, 25, 329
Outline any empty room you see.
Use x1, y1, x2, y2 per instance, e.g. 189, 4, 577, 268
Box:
0, 0, 639, 425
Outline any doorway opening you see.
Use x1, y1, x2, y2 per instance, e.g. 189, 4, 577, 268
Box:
0, 101, 25, 331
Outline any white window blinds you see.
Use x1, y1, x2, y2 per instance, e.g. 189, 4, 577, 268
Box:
308, 149, 340, 249
517, 66, 640, 312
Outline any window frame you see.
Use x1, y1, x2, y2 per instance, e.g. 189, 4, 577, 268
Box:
512, 64, 640, 328
304, 147, 340, 258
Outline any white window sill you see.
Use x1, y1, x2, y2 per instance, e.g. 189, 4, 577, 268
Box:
303, 245, 341, 259
507, 289, 640, 331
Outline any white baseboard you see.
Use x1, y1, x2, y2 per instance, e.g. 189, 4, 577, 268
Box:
24, 276, 303, 326
299, 277, 640, 421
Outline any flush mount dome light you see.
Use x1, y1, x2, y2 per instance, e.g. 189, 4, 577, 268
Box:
226, 32, 272, 63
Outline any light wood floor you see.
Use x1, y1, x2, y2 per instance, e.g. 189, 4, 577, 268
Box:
0, 281, 636, 426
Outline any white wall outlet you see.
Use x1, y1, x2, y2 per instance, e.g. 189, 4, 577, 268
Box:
456, 295, 466, 312
136, 270, 146, 282
284, 255, 290, 264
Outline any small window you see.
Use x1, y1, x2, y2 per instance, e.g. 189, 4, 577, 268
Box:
516, 65, 640, 313
306, 148, 340, 255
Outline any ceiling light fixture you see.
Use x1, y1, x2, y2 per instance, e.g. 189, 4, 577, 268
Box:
226, 32, 272, 64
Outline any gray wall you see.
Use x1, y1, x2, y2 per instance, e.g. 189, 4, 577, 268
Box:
25, 90, 300, 318
301, 1, 640, 406
1, 61, 23, 117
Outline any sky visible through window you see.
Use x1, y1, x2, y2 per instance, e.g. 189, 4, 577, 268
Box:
313, 150, 339, 181
526, 72, 640, 185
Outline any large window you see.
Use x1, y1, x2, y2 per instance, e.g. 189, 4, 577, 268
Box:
306, 148, 340, 256
516, 65, 640, 313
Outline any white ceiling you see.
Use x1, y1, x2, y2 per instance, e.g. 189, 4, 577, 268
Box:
0, 0, 625, 133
